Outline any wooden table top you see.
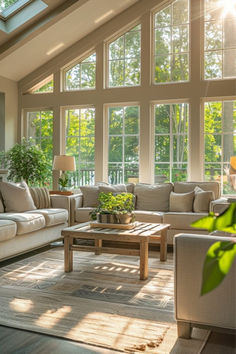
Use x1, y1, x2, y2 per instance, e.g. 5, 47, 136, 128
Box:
62, 222, 170, 242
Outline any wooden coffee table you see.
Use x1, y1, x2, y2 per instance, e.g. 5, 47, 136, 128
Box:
61, 222, 170, 280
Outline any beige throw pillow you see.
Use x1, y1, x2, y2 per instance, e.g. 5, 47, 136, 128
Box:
99, 184, 127, 194
80, 186, 100, 207
0, 181, 36, 212
193, 186, 214, 212
134, 183, 173, 211
169, 191, 194, 212
0, 197, 4, 212
29, 187, 51, 209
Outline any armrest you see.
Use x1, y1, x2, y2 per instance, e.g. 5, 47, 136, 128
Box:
70, 194, 83, 225
210, 197, 229, 214
50, 195, 71, 225
174, 233, 236, 330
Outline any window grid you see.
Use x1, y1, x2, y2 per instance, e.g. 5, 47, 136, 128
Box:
108, 106, 139, 184
154, 103, 189, 182
108, 25, 141, 88
153, 0, 190, 84
204, 100, 236, 195
204, 1, 236, 80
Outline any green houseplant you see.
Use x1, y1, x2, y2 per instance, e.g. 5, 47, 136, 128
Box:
6, 138, 50, 186
191, 202, 236, 295
90, 192, 135, 224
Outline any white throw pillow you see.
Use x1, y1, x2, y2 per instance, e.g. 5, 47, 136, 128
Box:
193, 186, 214, 212
169, 191, 194, 212
80, 186, 100, 207
134, 183, 173, 212
0, 181, 36, 212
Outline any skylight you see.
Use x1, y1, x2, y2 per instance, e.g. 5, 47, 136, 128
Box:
0, 0, 31, 18
0, 0, 19, 12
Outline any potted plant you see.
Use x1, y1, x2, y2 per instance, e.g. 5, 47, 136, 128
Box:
5, 138, 50, 186
90, 192, 135, 224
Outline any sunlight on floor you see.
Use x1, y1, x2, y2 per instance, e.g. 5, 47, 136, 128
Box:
35, 306, 72, 329
10, 298, 33, 312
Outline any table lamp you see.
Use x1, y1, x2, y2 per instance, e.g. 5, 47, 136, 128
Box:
53, 155, 76, 190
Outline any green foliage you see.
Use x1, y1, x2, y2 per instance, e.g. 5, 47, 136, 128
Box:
201, 241, 236, 295
34, 80, 53, 93
191, 203, 236, 295
6, 138, 50, 186
58, 173, 69, 189
90, 192, 135, 220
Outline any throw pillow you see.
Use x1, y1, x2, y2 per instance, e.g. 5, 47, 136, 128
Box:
0, 181, 36, 212
169, 191, 195, 212
80, 186, 100, 207
193, 186, 214, 212
0, 197, 4, 212
134, 183, 173, 212
29, 187, 51, 209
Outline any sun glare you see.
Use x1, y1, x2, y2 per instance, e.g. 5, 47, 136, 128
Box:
219, 0, 236, 17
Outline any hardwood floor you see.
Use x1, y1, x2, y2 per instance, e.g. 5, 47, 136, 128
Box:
0, 325, 117, 354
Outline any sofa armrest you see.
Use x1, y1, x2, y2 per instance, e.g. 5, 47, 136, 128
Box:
210, 197, 229, 214
70, 194, 83, 225
174, 233, 236, 334
50, 195, 71, 225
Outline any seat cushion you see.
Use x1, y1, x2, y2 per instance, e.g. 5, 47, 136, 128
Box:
163, 212, 208, 230
0, 220, 17, 242
134, 183, 173, 211
0, 213, 45, 235
26, 209, 68, 227
134, 210, 164, 223
75, 207, 94, 223
0, 181, 36, 212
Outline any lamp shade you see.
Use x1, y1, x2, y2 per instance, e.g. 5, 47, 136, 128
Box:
53, 155, 76, 171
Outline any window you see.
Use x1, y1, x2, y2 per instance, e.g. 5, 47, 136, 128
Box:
65, 53, 96, 91
27, 110, 53, 186
65, 108, 95, 187
108, 24, 141, 87
154, 103, 189, 182
204, 100, 236, 194
204, 0, 236, 79
29, 76, 53, 94
0, 0, 19, 12
154, 0, 189, 83
108, 105, 139, 183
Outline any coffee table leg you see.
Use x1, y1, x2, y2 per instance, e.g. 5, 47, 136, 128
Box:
160, 229, 167, 261
64, 236, 73, 272
140, 240, 148, 280
95, 239, 102, 255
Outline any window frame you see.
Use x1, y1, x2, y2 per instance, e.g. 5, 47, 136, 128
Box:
105, 21, 142, 89
62, 50, 97, 92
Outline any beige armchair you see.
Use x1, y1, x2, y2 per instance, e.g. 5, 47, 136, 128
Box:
174, 233, 236, 338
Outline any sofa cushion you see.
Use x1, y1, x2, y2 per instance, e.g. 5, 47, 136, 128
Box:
26, 209, 68, 227
163, 212, 208, 230
169, 191, 195, 212
0, 213, 45, 235
29, 187, 51, 209
0, 220, 17, 242
0, 181, 36, 212
75, 207, 94, 223
174, 182, 219, 199
99, 184, 127, 194
80, 186, 99, 207
134, 210, 164, 223
134, 183, 173, 212
193, 186, 214, 213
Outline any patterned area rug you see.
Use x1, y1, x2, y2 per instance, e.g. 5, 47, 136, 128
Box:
0, 246, 209, 353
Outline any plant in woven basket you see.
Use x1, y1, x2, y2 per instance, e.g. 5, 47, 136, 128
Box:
6, 138, 50, 186
90, 192, 135, 224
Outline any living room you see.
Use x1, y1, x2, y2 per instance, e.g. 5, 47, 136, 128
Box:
0, 0, 235, 352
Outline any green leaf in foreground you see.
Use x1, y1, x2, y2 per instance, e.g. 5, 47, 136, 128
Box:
201, 241, 236, 295
191, 203, 236, 233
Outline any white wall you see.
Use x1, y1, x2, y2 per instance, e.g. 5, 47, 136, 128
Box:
0, 75, 18, 150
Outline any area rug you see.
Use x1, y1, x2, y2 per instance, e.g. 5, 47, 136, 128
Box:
0, 246, 210, 353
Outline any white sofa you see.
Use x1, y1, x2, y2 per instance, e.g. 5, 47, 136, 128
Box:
71, 181, 225, 244
0, 193, 70, 261
175, 233, 236, 337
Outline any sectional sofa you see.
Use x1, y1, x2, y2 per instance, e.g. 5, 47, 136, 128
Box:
0, 181, 70, 261
71, 181, 225, 244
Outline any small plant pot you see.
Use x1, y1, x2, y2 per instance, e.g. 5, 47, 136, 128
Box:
116, 212, 134, 224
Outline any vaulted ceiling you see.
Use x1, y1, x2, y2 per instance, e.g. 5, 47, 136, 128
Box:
0, 0, 138, 81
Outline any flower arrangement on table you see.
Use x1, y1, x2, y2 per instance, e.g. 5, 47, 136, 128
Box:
90, 192, 135, 224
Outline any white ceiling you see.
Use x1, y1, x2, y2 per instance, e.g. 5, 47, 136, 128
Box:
0, 0, 138, 81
